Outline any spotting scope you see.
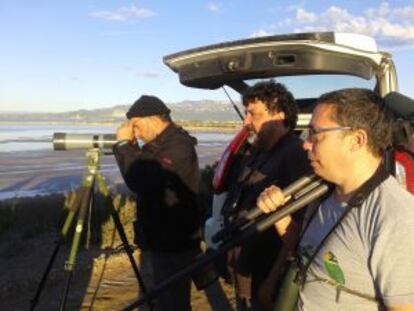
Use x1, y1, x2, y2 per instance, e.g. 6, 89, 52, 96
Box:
52, 133, 117, 151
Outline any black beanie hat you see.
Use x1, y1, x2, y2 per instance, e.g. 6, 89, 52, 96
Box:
126, 95, 171, 119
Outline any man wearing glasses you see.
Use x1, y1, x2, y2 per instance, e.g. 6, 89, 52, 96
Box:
257, 88, 414, 311
223, 80, 310, 310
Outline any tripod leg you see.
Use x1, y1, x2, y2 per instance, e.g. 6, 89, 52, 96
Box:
60, 271, 74, 311
30, 188, 84, 311
108, 198, 154, 311
59, 182, 94, 311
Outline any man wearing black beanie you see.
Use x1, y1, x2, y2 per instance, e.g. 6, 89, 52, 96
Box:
113, 95, 201, 311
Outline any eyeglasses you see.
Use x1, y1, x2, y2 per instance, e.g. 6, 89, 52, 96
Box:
305, 126, 353, 142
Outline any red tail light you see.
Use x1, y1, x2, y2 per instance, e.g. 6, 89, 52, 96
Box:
212, 127, 250, 194
394, 150, 414, 194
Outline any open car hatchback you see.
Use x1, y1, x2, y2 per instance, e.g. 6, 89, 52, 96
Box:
163, 31, 413, 248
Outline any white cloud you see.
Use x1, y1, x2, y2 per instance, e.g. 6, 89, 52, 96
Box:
295, 8, 317, 23
322, 6, 353, 24
366, 2, 391, 19
90, 5, 156, 22
140, 71, 159, 78
126, 68, 159, 78
392, 6, 414, 20
287, 0, 308, 12
251, 29, 272, 38
256, 2, 414, 49
206, 2, 220, 13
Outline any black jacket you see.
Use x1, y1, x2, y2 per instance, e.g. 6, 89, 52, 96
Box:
225, 131, 311, 299
113, 124, 201, 252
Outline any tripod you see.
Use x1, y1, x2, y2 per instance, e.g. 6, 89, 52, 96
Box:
30, 148, 152, 311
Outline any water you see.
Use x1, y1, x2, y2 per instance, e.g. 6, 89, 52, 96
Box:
0, 124, 236, 199
0, 124, 116, 152
0, 124, 235, 152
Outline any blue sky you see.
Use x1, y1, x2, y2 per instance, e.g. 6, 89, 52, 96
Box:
1, 0, 413, 112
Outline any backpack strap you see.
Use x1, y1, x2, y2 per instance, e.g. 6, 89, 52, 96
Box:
295, 166, 390, 297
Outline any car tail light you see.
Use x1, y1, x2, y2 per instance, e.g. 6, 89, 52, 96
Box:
212, 127, 250, 194
394, 150, 414, 194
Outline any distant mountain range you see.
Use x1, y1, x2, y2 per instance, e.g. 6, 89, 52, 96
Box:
0, 100, 243, 123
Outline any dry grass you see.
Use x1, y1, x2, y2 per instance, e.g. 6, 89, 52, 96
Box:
0, 167, 236, 310
0, 192, 136, 247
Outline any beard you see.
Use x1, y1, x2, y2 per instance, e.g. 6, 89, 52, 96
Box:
247, 129, 257, 145
253, 119, 288, 151
254, 128, 278, 151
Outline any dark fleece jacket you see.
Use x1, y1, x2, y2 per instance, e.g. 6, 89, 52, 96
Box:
113, 123, 201, 252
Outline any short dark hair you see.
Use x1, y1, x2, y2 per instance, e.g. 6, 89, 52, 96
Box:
242, 80, 298, 130
317, 88, 393, 156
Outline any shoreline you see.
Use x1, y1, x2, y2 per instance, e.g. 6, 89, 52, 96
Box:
0, 121, 242, 132
0, 123, 233, 202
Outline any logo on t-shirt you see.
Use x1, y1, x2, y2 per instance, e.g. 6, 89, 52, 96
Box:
323, 251, 345, 286
299, 246, 346, 286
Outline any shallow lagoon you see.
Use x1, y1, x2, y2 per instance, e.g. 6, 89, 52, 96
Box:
0, 124, 236, 200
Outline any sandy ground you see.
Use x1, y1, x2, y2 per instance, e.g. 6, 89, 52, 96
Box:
0, 229, 236, 311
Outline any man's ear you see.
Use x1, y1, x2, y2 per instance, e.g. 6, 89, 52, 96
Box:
350, 129, 368, 152
271, 111, 286, 121
148, 115, 161, 127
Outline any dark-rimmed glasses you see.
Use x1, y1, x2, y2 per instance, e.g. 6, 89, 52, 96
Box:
305, 126, 353, 142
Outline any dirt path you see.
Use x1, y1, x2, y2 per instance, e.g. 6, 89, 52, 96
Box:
80, 251, 236, 311
0, 232, 235, 311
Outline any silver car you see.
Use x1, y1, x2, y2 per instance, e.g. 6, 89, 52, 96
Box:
164, 31, 410, 248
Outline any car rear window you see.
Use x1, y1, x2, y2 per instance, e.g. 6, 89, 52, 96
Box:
246, 74, 376, 100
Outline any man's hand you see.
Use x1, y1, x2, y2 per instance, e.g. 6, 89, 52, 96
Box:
116, 121, 134, 141
257, 185, 294, 239
257, 185, 288, 214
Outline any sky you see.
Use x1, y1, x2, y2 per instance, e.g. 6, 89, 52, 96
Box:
1, 0, 413, 112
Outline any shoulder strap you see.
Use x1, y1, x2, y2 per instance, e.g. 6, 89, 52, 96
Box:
296, 165, 390, 285
299, 186, 334, 237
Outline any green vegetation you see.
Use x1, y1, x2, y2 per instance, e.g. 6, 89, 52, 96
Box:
0, 194, 65, 237
0, 192, 136, 247
177, 120, 242, 131
0, 166, 216, 248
